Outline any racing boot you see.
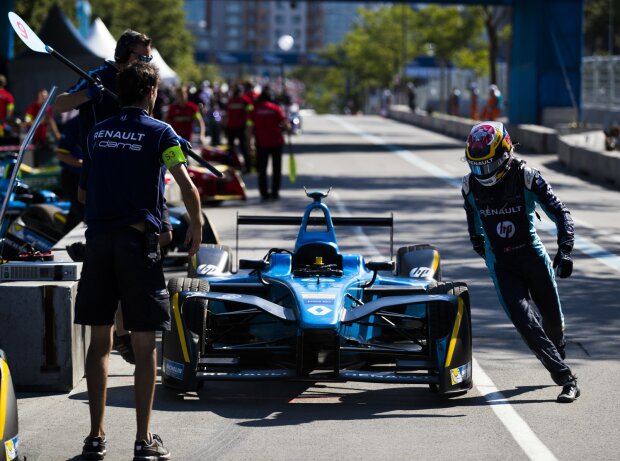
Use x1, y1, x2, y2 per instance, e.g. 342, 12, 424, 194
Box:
556, 374, 580, 403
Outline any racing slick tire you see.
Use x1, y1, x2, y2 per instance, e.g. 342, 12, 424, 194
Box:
163, 277, 210, 391
396, 244, 442, 281
427, 281, 471, 396
167, 277, 210, 337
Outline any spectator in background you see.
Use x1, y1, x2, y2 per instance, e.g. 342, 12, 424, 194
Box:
248, 86, 289, 201
224, 84, 251, 172
449, 87, 461, 116
55, 115, 84, 233
24, 88, 61, 166
165, 85, 207, 146
152, 83, 171, 121
0, 74, 15, 139
469, 82, 479, 120
407, 82, 416, 112
481, 84, 504, 121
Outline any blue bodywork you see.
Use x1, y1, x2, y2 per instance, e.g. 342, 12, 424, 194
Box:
162, 190, 473, 395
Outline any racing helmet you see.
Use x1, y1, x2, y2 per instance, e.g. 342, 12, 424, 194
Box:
465, 121, 513, 186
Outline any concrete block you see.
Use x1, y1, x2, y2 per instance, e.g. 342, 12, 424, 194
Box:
557, 138, 573, 165
0, 281, 88, 391
542, 107, 578, 127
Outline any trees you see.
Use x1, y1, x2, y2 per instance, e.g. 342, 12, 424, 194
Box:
13, 0, 200, 83
90, 0, 193, 71
305, 4, 491, 113
584, 0, 620, 55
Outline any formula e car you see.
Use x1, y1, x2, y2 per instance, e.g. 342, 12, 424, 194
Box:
186, 163, 247, 205
0, 349, 20, 461
162, 189, 472, 395
1, 150, 69, 260
200, 145, 243, 170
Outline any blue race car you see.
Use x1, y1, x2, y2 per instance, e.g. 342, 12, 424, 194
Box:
162, 189, 472, 396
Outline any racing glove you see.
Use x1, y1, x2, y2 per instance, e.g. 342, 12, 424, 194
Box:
86, 78, 104, 101
553, 240, 573, 278
470, 235, 485, 259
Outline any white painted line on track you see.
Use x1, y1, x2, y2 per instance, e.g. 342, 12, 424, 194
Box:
473, 358, 559, 461
329, 115, 559, 461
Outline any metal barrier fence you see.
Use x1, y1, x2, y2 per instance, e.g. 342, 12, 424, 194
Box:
582, 55, 620, 110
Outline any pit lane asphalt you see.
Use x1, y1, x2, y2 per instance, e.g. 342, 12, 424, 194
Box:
16, 114, 619, 460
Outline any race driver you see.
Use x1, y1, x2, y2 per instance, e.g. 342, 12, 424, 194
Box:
461, 121, 580, 403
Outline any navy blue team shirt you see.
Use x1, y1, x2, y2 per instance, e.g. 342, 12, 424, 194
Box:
83, 107, 185, 236
67, 60, 120, 151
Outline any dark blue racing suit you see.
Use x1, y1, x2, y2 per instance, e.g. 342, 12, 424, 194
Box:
462, 160, 575, 381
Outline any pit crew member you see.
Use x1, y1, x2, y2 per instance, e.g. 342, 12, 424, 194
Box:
75, 62, 202, 460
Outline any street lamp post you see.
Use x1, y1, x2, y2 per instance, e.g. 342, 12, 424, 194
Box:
277, 34, 294, 102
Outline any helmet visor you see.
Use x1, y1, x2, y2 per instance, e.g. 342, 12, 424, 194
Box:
467, 154, 507, 178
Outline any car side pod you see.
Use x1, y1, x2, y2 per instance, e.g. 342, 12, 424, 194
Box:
0, 349, 20, 461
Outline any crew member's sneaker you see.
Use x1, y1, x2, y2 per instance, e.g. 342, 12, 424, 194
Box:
133, 434, 171, 460
557, 380, 581, 403
82, 435, 106, 460
112, 332, 135, 364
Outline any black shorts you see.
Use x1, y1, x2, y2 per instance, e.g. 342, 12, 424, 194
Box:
75, 227, 171, 331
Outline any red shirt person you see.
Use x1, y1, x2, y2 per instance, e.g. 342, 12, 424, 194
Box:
24, 89, 61, 166
224, 85, 251, 171
25, 88, 61, 143
248, 87, 288, 200
165, 85, 207, 145
0, 74, 15, 135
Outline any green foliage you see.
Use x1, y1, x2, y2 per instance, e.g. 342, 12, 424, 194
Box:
293, 5, 492, 113
13, 0, 201, 81
90, 0, 193, 70
342, 6, 420, 89
15, 0, 76, 29
584, 0, 620, 55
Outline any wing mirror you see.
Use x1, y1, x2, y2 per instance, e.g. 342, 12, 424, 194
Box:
239, 259, 270, 285
364, 260, 395, 288
239, 259, 268, 270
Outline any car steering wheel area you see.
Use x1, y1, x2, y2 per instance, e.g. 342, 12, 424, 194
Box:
293, 263, 343, 277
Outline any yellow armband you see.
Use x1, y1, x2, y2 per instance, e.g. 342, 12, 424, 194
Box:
162, 145, 186, 168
